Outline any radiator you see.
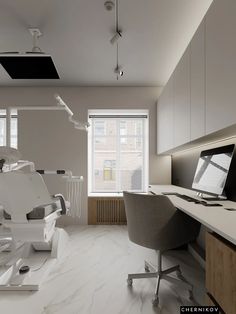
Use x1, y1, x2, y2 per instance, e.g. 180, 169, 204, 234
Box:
88, 197, 127, 225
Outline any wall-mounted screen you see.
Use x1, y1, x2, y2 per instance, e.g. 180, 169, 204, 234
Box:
192, 144, 235, 196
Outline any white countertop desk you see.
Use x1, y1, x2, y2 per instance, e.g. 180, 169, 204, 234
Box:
149, 185, 236, 246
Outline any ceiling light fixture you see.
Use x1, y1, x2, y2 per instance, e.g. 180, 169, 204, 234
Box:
0, 54, 59, 79
104, 1, 114, 11
110, 30, 122, 45
0, 28, 59, 79
114, 65, 124, 77
108, 0, 124, 80
114, 42, 123, 80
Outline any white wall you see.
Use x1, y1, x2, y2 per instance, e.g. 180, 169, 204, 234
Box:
0, 86, 171, 224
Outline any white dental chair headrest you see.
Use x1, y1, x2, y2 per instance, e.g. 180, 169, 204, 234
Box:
0, 146, 21, 165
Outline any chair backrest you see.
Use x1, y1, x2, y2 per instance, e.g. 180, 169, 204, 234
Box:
123, 192, 200, 251
0, 171, 52, 222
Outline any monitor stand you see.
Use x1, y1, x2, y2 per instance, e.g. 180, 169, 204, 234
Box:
196, 192, 227, 201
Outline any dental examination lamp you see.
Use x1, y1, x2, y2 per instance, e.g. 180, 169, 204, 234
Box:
0, 147, 73, 291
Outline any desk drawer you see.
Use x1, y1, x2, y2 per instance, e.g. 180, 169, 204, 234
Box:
206, 232, 236, 314
205, 293, 225, 313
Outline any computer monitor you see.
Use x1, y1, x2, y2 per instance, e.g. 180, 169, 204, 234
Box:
192, 144, 235, 197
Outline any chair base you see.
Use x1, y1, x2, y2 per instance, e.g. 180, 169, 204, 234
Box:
127, 251, 193, 306
0, 228, 69, 291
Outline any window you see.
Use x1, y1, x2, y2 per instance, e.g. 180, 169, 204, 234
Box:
103, 160, 116, 181
120, 121, 127, 144
0, 109, 18, 148
88, 110, 149, 193
94, 120, 106, 144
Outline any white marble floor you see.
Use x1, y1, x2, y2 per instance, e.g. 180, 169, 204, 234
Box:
0, 226, 205, 314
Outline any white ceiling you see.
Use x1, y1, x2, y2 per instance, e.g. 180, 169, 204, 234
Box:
0, 0, 213, 86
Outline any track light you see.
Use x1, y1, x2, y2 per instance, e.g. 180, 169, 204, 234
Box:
114, 65, 124, 79
104, 1, 114, 11
105, 0, 124, 80
110, 30, 122, 45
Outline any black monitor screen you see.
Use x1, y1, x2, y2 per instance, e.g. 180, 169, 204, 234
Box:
192, 144, 235, 196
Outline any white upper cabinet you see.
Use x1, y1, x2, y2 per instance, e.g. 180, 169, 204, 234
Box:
156, 1, 236, 154
173, 47, 191, 147
206, 0, 236, 134
190, 20, 205, 140
157, 76, 174, 154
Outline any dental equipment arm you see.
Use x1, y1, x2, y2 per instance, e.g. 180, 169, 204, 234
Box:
6, 94, 90, 146
55, 94, 90, 130
54, 94, 74, 116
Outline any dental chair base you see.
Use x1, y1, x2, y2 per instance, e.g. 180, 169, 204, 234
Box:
0, 228, 69, 291
0, 149, 77, 292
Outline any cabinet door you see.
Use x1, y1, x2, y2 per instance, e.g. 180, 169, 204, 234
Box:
157, 77, 174, 154
206, 0, 236, 134
206, 232, 236, 314
190, 20, 205, 140
173, 47, 191, 147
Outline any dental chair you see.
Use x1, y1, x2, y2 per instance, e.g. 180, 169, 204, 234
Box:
0, 148, 69, 291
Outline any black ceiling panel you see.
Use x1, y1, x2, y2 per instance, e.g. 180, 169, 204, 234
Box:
0, 55, 59, 79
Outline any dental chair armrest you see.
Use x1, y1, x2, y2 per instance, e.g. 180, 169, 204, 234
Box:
52, 194, 67, 215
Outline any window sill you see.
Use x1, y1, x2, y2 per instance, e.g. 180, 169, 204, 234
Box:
88, 191, 148, 197
88, 192, 124, 197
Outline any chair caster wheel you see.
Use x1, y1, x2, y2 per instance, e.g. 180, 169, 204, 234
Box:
152, 296, 159, 307
145, 266, 150, 272
189, 290, 194, 301
127, 278, 133, 287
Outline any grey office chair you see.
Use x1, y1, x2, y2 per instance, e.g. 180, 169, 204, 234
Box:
123, 191, 201, 306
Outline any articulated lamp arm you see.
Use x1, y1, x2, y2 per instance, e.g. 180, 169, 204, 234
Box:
6, 94, 90, 147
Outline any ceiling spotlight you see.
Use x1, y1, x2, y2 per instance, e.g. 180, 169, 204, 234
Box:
110, 30, 122, 45
104, 1, 114, 11
114, 65, 124, 80
106, 0, 125, 80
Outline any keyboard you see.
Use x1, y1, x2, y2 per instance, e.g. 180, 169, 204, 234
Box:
176, 194, 223, 206
176, 194, 199, 202
160, 192, 223, 206
162, 192, 198, 202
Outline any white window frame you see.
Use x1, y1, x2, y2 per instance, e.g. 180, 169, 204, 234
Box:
88, 109, 149, 195
0, 109, 18, 148
120, 120, 127, 144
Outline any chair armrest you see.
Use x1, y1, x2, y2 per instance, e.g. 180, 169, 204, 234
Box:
52, 194, 67, 215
